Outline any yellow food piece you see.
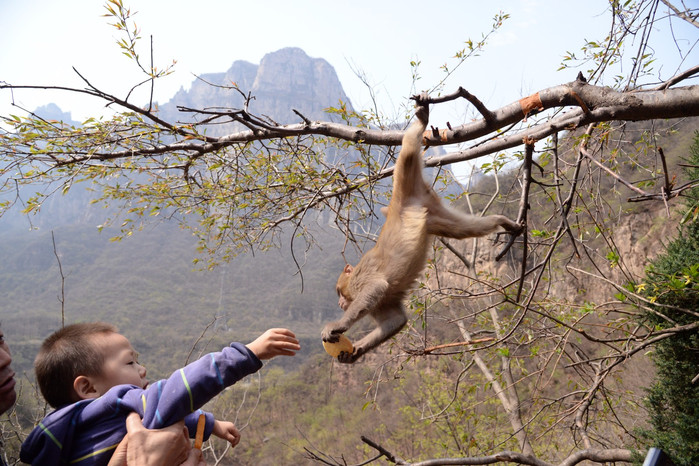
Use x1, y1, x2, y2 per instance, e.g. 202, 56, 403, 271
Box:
194, 413, 205, 450
322, 334, 354, 357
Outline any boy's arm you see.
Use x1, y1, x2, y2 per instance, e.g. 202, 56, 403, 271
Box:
133, 342, 262, 429
121, 329, 298, 430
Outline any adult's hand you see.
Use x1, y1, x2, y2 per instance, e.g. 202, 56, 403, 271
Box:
108, 412, 190, 466
182, 447, 207, 466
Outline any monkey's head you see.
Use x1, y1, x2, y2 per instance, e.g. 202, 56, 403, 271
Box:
336, 264, 354, 310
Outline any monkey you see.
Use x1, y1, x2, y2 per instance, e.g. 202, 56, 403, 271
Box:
321, 94, 522, 364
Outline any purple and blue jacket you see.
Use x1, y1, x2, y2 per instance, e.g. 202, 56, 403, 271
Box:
20, 342, 262, 465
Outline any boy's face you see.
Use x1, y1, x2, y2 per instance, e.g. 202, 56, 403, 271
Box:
91, 332, 148, 396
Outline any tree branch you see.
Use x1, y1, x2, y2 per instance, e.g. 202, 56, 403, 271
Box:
3, 81, 698, 168
660, 0, 699, 28
357, 437, 634, 466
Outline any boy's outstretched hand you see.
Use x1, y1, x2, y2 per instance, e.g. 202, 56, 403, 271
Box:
246, 328, 300, 360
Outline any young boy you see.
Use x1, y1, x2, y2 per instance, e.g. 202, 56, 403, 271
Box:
20, 322, 300, 465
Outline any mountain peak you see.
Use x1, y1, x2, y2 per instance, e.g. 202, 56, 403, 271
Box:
157, 48, 352, 134
34, 103, 76, 124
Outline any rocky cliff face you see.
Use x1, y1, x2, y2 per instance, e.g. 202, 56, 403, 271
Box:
253, 48, 350, 121
156, 47, 352, 135
433, 204, 678, 313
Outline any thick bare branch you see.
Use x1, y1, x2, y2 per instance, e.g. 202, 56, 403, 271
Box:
359, 442, 633, 466
3, 80, 698, 168
424, 83, 699, 169
660, 0, 699, 27
426, 87, 496, 121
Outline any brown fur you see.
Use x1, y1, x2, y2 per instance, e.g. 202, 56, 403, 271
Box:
321, 96, 521, 363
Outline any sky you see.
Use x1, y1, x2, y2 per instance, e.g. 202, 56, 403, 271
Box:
0, 1, 697, 136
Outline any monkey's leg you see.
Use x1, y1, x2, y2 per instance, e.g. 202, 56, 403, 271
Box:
391, 101, 429, 203
426, 193, 521, 238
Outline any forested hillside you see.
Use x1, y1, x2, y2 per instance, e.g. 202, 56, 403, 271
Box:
4, 118, 695, 465
1, 221, 345, 376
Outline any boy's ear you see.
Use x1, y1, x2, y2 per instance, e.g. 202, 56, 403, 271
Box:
73, 375, 100, 400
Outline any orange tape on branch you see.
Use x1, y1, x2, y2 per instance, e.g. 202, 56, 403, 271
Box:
519, 92, 543, 118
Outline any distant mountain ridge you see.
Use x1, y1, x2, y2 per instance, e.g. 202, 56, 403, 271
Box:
34, 103, 77, 124
156, 47, 353, 135
1, 47, 355, 232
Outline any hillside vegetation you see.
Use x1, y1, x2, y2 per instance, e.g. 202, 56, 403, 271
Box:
2, 120, 695, 465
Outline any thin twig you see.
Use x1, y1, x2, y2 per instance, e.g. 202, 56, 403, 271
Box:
361, 436, 403, 464
439, 238, 471, 268
51, 231, 66, 327
407, 338, 496, 355
580, 143, 648, 196
184, 316, 218, 365
515, 139, 534, 302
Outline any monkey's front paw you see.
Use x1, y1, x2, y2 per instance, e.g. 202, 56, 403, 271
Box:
321, 322, 348, 343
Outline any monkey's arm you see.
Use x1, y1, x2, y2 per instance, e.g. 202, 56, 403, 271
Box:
321, 278, 389, 343
337, 301, 408, 364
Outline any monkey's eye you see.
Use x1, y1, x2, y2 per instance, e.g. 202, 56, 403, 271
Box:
336, 287, 340, 297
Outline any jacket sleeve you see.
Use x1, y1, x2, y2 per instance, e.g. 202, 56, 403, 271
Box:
184, 410, 215, 441
121, 342, 262, 432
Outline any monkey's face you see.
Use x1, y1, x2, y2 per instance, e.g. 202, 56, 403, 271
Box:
338, 292, 351, 311
336, 264, 354, 311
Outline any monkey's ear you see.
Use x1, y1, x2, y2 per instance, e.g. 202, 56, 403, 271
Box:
343, 264, 353, 274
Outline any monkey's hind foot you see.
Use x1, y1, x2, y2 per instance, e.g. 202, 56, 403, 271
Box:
336, 346, 364, 364
508, 221, 525, 236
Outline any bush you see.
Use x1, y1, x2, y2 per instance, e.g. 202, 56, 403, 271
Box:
635, 132, 699, 465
